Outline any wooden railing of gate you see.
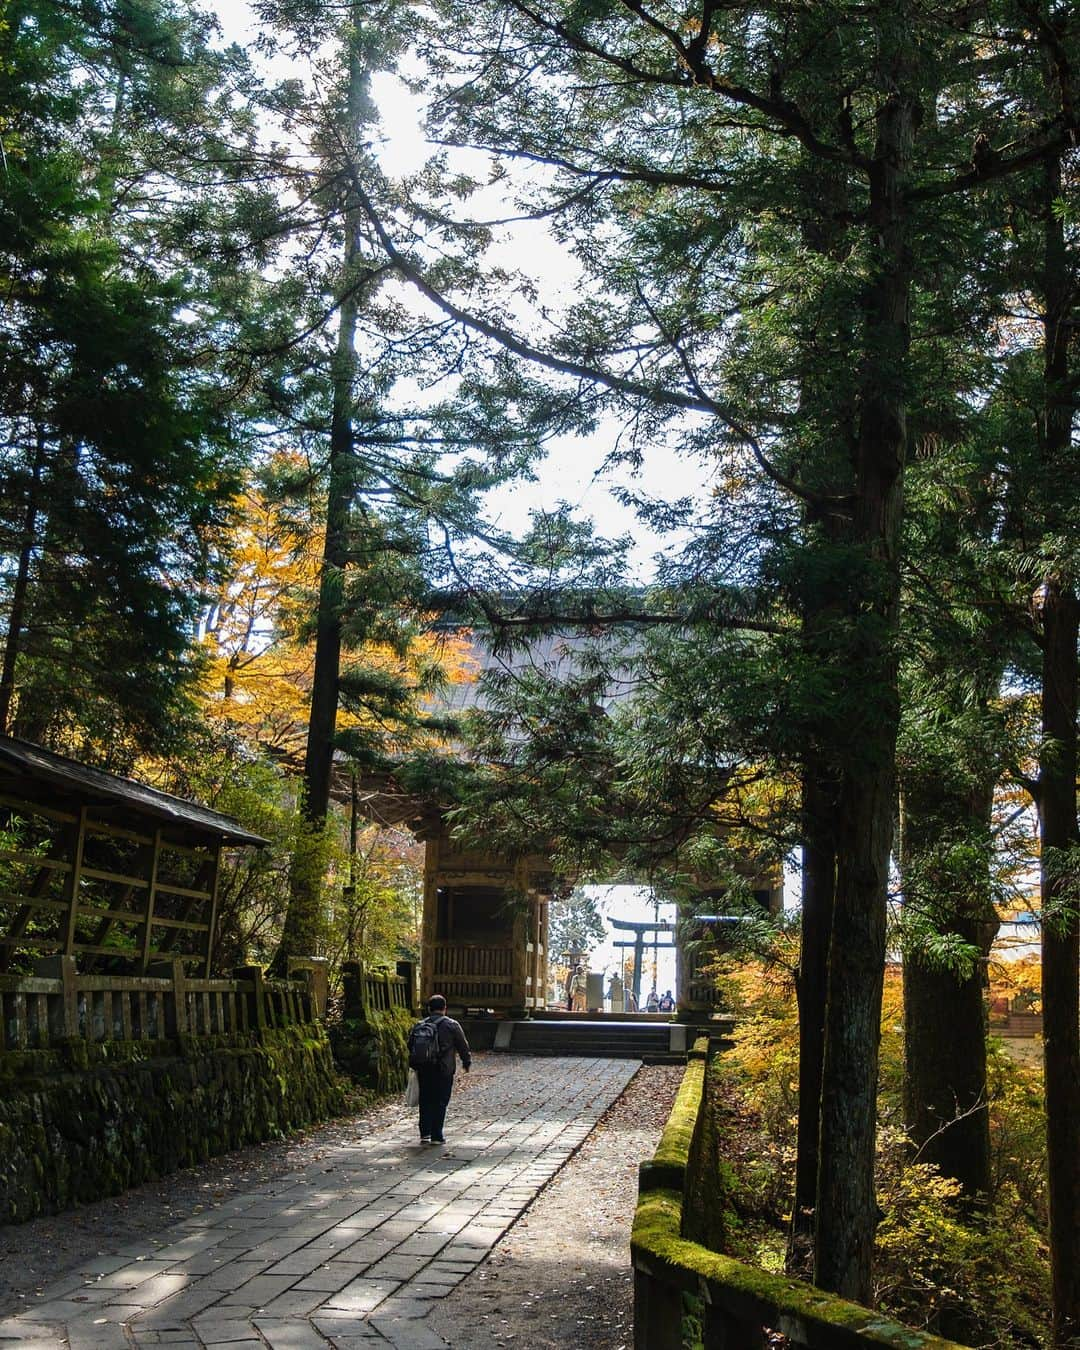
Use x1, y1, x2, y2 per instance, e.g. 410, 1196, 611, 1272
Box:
631, 1040, 964, 1350
429, 942, 514, 1003
0, 957, 324, 1051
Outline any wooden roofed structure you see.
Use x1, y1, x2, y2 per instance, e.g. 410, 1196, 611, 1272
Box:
0, 736, 267, 977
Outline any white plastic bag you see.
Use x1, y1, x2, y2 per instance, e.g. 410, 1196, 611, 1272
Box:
405, 1068, 420, 1107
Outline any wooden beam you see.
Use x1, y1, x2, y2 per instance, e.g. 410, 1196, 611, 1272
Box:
0, 793, 78, 825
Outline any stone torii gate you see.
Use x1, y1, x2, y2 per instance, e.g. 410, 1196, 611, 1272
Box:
610, 916, 677, 1010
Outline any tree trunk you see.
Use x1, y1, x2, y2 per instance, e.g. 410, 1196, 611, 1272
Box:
0, 429, 44, 736
1038, 149, 1080, 1349
814, 56, 914, 1301
1039, 579, 1080, 1348
900, 776, 996, 1203
788, 761, 836, 1274
276, 30, 370, 964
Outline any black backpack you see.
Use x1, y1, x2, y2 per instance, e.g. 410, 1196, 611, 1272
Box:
408, 1016, 442, 1069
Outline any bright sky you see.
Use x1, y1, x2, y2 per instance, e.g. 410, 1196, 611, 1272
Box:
212, 1, 714, 579
585, 886, 679, 1000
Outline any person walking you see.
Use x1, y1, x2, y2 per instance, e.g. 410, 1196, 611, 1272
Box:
569, 964, 588, 1012
408, 994, 471, 1145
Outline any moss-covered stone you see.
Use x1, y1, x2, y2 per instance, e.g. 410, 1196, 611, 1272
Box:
634, 1054, 969, 1350
328, 1006, 411, 1093
0, 1026, 345, 1224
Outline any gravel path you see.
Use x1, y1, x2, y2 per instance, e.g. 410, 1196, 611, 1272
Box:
431, 1063, 682, 1350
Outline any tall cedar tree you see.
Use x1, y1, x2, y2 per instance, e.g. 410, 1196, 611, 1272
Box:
349, 0, 1080, 1302
0, 0, 260, 763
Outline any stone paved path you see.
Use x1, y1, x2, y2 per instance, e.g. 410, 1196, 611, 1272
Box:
0, 1055, 639, 1350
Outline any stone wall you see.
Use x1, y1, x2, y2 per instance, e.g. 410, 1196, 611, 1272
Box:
329, 1006, 413, 1094
0, 1025, 344, 1224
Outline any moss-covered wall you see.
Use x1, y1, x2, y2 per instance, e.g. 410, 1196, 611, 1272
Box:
683, 1055, 740, 1253
0, 1026, 344, 1224
329, 1006, 412, 1093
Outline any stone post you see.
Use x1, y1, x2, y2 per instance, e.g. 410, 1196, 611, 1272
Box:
171, 959, 189, 1035
633, 1265, 683, 1350
59, 953, 78, 1038
342, 960, 366, 1019
235, 965, 267, 1030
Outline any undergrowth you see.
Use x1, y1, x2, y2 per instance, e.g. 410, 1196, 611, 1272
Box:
705, 963, 1049, 1348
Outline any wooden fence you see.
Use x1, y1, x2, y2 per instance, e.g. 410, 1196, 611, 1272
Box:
632, 1039, 964, 1350
341, 960, 413, 1018
0, 956, 326, 1051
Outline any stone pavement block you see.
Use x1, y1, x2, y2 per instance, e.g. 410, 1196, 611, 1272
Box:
361, 1257, 428, 1283
198, 1259, 272, 1291
64, 1321, 133, 1350
172, 1250, 231, 1276
407, 1269, 461, 1290
255, 1290, 330, 1318
322, 1279, 400, 1315
367, 1315, 449, 1349
218, 1274, 297, 1306
396, 1285, 452, 1302
335, 1240, 391, 1265
128, 1283, 223, 1327
391, 1236, 447, 1259
245, 1236, 312, 1262
265, 1251, 338, 1278
253, 1317, 336, 1348
94, 1259, 177, 1290
0, 1319, 66, 1349
18, 1295, 114, 1320
320, 1328, 385, 1347
368, 1297, 429, 1323
120, 1272, 191, 1307
292, 1264, 368, 1294
193, 1321, 264, 1346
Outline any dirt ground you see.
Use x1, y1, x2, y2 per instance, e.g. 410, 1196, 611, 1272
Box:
0, 1062, 682, 1347
431, 1063, 683, 1350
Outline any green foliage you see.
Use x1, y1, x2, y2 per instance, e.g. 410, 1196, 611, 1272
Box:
547, 887, 605, 959
875, 1161, 1049, 1347
710, 962, 1051, 1346
153, 732, 422, 983
0, 0, 262, 760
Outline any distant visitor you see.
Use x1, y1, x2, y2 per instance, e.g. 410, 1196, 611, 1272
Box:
408, 994, 471, 1145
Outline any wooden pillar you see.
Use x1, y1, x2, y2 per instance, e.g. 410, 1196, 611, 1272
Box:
633, 1265, 683, 1350
59, 953, 78, 1037
171, 958, 188, 1035
631, 932, 645, 1009
539, 897, 549, 1010
139, 829, 162, 973
420, 839, 439, 1005
702, 1300, 763, 1350
201, 844, 223, 979
61, 807, 88, 958
235, 964, 266, 1031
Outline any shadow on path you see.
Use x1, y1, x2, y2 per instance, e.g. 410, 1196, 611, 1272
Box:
0, 1055, 638, 1350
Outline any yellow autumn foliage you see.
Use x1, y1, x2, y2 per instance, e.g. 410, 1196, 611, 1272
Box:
198, 479, 477, 758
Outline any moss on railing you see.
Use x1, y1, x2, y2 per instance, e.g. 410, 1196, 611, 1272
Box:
631, 1038, 966, 1350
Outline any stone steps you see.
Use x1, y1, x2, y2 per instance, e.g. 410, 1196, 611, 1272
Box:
493, 1019, 688, 1061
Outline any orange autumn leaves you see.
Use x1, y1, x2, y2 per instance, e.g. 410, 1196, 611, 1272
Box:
198, 480, 476, 760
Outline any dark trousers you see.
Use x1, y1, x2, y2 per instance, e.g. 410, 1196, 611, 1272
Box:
418, 1067, 454, 1140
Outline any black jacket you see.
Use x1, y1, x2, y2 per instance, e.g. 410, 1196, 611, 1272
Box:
422, 1014, 471, 1075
